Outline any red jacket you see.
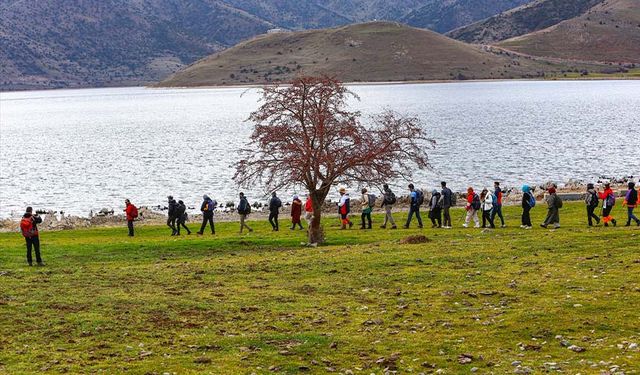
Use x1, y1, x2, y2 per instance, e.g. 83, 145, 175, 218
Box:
125, 203, 137, 221
304, 198, 313, 212
598, 187, 614, 201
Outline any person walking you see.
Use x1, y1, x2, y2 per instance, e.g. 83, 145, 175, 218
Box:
197, 194, 216, 235
380, 184, 398, 229
598, 183, 617, 227
440, 181, 454, 228
360, 188, 373, 229
404, 184, 423, 229
481, 188, 495, 228
290, 195, 304, 230
304, 195, 314, 227
167, 195, 178, 235
463, 187, 480, 228
124, 199, 138, 236
237, 192, 253, 233
585, 183, 600, 226
337, 188, 353, 229
20, 207, 44, 266
541, 186, 562, 229
175, 200, 191, 235
491, 182, 506, 228
623, 182, 640, 226
268, 192, 282, 231
521, 185, 534, 229
428, 189, 442, 228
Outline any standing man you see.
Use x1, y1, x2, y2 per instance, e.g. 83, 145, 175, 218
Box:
491, 182, 506, 228
404, 183, 423, 229
175, 200, 191, 235
124, 199, 138, 236
380, 184, 397, 229
337, 188, 353, 229
237, 192, 253, 233
304, 195, 314, 227
440, 181, 453, 229
20, 207, 44, 266
268, 192, 282, 231
197, 194, 216, 235
167, 195, 178, 235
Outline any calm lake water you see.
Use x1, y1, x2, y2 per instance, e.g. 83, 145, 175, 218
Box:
1, 80, 639, 218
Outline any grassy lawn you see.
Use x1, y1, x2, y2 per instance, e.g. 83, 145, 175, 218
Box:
0, 202, 638, 374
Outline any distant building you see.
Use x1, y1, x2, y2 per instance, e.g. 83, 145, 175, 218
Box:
267, 28, 290, 34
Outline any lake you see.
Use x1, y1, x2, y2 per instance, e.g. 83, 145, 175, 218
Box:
1, 80, 639, 218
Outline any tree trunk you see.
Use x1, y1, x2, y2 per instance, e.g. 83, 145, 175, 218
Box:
308, 190, 327, 244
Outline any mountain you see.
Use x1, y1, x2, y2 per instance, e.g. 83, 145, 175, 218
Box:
159, 22, 605, 87
497, 0, 640, 63
0, 0, 535, 91
402, 0, 531, 33
447, 0, 604, 44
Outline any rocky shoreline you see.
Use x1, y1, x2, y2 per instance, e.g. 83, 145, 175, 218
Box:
0, 178, 635, 233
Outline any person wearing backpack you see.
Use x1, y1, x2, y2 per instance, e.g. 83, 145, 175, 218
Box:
463, 187, 481, 228
175, 200, 191, 235
237, 192, 253, 234
520, 185, 535, 229
541, 186, 562, 229
491, 182, 506, 228
304, 195, 314, 227
124, 199, 138, 236
20, 207, 44, 266
598, 183, 617, 227
623, 182, 640, 226
268, 192, 282, 231
380, 184, 397, 229
290, 195, 304, 230
428, 189, 442, 228
440, 181, 454, 229
197, 194, 216, 235
167, 195, 178, 236
480, 188, 496, 228
404, 183, 423, 229
585, 183, 600, 226
337, 188, 353, 229
360, 188, 373, 229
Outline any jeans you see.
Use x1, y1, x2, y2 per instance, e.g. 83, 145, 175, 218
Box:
627, 207, 639, 225
521, 206, 532, 227
268, 212, 279, 230
199, 212, 215, 234
491, 205, 504, 226
442, 206, 451, 227
405, 206, 422, 227
127, 220, 134, 236
382, 205, 396, 227
26, 236, 42, 265
587, 205, 599, 226
482, 209, 495, 228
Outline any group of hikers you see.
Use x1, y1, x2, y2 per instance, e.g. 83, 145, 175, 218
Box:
18, 180, 639, 266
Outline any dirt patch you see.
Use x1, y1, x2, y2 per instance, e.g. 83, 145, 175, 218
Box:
400, 235, 430, 245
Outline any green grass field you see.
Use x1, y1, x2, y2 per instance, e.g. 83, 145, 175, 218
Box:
1, 202, 638, 374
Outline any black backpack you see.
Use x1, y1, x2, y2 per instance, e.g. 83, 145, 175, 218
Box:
471, 193, 481, 210
385, 191, 397, 205
588, 191, 599, 208
415, 189, 424, 206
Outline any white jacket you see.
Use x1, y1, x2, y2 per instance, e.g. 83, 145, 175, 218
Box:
482, 193, 494, 211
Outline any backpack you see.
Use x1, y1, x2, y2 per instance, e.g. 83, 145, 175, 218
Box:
385, 191, 397, 205
367, 194, 376, 207
471, 193, 481, 210
606, 193, 615, 207
491, 193, 498, 205
587, 191, 598, 208
131, 205, 139, 218
20, 217, 36, 238
556, 195, 563, 208
206, 199, 216, 212
528, 193, 536, 208
415, 189, 424, 206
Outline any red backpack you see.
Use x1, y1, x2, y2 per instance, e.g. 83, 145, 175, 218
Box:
131, 205, 139, 218
20, 217, 36, 238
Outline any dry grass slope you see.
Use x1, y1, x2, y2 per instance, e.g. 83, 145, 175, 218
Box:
159, 22, 609, 87
498, 0, 640, 63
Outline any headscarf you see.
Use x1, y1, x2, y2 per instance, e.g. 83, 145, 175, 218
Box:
522, 185, 530, 193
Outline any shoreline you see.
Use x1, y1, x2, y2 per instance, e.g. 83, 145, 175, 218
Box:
2, 76, 639, 94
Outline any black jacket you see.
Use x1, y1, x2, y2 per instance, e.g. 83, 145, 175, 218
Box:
176, 203, 186, 218
168, 199, 178, 217
269, 196, 282, 213
441, 187, 453, 208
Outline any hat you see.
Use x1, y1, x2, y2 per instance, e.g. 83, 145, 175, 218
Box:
203, 194, 209, 200
339, 187, 346, 193
167, 195, 173, 199
293, 195, 298, 200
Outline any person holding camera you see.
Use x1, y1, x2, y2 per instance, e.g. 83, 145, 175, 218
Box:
20, 207, 44, 266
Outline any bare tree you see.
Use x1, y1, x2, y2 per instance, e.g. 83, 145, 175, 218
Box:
234, 76, 434, 244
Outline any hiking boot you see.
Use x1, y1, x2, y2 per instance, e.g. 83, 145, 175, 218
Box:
380, 225, 386, 229
367, 225, 372, 229
403, 225, 409, 229
340, 224, 346, 230
636, 219, 640, 226
540, 224, 547, 228
360, 226, 366, 230
348, 222, 353, 228
612, 219, 617, 227
418, 225, 423, 229
36, 262, 45, 267
391, 225, 397, 229
604, 223, 609, 227
196, 232, 203, 235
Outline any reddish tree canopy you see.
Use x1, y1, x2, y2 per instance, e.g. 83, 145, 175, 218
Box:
234, 76, 435, 243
